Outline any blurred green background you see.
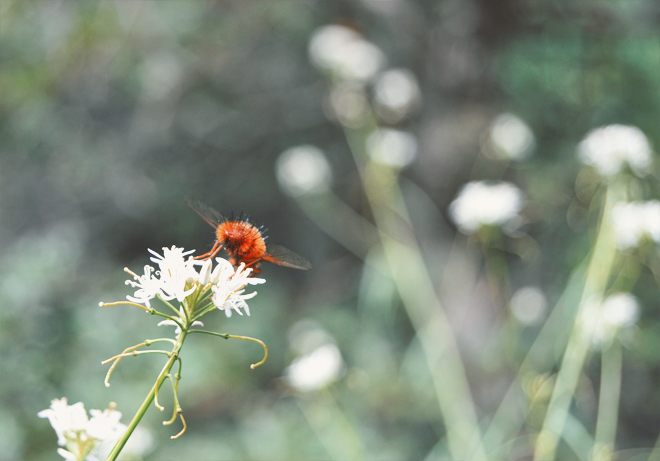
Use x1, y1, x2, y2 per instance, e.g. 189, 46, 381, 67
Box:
2, 1, 660, 460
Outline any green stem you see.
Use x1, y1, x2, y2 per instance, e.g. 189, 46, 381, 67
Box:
156, 295, 184, 317
593, 339, 623, 461
105, 329, 188, 461
356, 146, 486, 461
534, 182, 623, 460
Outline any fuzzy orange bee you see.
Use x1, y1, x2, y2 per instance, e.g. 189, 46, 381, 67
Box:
185, 197, 312, 277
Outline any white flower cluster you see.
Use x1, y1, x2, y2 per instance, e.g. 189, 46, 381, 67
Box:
309, 25, 385, 82
126, 246, 265, 317
38, 398, 126, 461
577, 124, 653, 177
612, 201, 660, 250
581, 293, 640, 347
489, 113, 535, 161
449, 181, 524, 234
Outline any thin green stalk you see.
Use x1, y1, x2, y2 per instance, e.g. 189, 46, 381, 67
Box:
105, 329, 188, 461
357, 152, 486, 460
297, 390, 365, 461
534, 182, 623, 460
593, 339, 623, 461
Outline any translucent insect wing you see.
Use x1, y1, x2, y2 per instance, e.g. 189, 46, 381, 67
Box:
185, 196, 225, 228
264, 244, 312, 270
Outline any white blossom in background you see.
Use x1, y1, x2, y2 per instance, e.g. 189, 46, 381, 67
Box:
366, 128, 418, 168
449, 181, 524, 234
126, 247, 264, 316
510, 286, 547, 325
308, 25, 385, 82
611, 201, 660, 250
577, 124, 653, 177
285, 343, 345, 392
489, 113, 535, 161
38, 398, 126, 461
581, 293, 640, 346
95, 426, 155, 461
373, 68, 421, 123
325, 82, 370, 127
276, 145, 332, 196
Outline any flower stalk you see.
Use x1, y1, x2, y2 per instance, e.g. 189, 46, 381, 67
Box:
96, 247, 267, 461
106, 328, 188, 461
534, 180, 624, 460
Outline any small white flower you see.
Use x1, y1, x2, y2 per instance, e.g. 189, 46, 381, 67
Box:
198, 259, 213, 285
489, 113, 535, 161
308, 25, 385, 82
39, 399, 126, 461
366, 128, 418, 168
449, 181, 524, 234
285, 344, 345, 392
125, 265, 161, 308
86, 406, 125, 442
38, 398, 88, 447
276, 145, 332, 197
148, 246, 198, 302
612, 201, 660, 249
578, 125, 653, 177
211, 262, 265, 317
581, 293, 640, 346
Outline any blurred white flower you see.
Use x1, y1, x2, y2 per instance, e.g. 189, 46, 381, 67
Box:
325, 82, 370, 127
95, 426, 155, 461
577, 125, 653, 177
125, 248, 265, 318
285, 343, 345, 392
276, 145, 332, 196
308, 25, 385, 82
489, 113, 535, 161
366, 128, 417, 168
510, 286, 547, 325
373, 68, 421, 123
581, 293, 640, 346
448, 181, 524, 234
38, 398, 126, 461
612, 201, 660, 250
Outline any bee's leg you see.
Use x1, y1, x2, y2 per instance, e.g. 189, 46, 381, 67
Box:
242, 260, 262, 277
194, 241, 222, 260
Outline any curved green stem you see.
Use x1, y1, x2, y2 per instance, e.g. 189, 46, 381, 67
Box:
105, 329, 188, 461
189, 330, 268, 368
156, 294, 184, 317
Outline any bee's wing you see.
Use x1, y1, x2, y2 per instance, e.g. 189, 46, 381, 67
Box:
184, 196, 225, 229
263, 244, 312, 270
